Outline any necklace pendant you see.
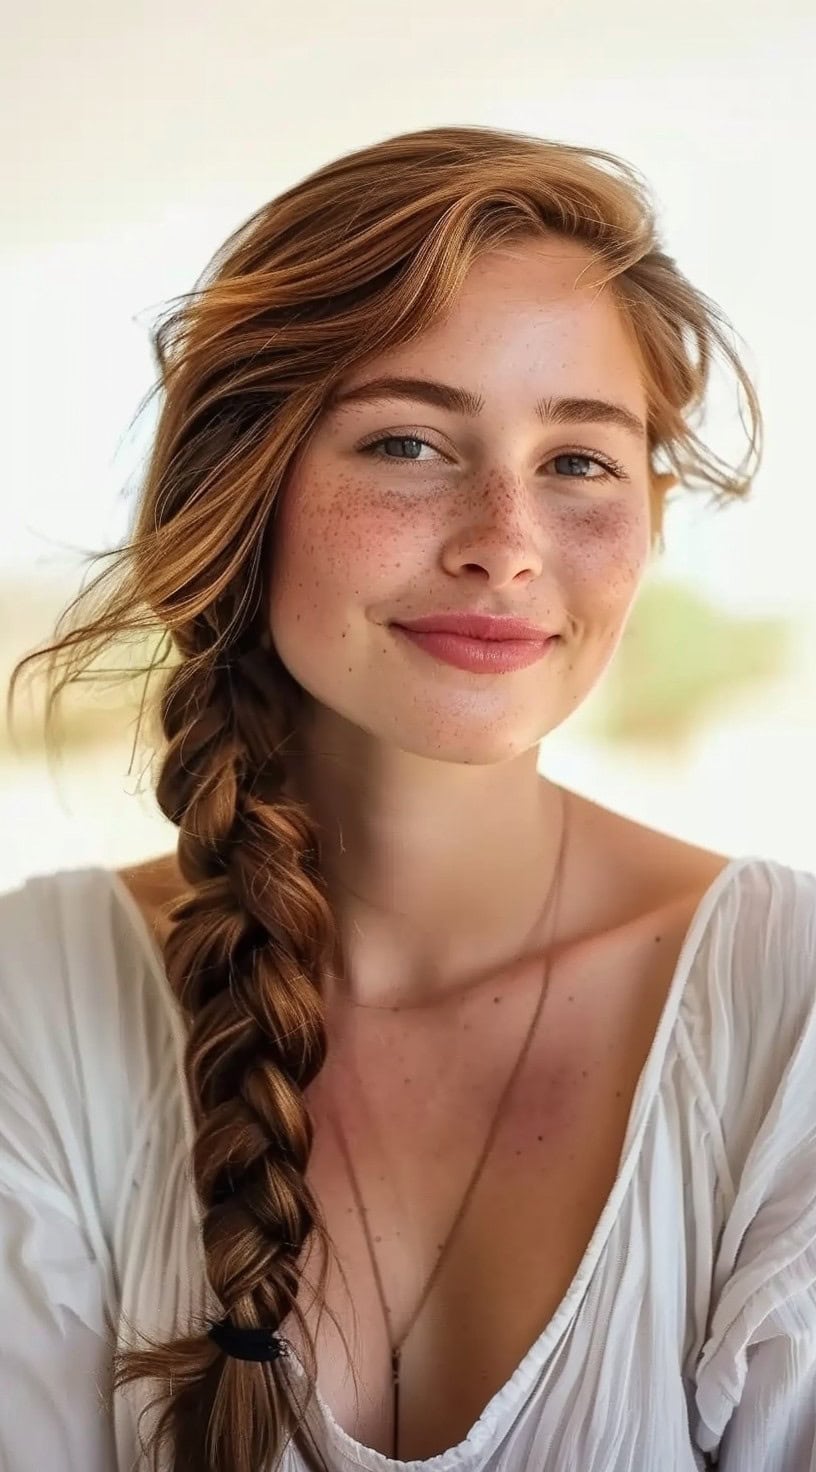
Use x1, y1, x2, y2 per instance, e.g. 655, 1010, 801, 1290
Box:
391, 1346, 400, 1459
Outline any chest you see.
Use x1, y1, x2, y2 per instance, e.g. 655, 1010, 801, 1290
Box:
287, 896, 697, 1462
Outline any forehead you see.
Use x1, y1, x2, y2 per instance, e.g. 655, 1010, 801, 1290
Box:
345, 240, 646, 408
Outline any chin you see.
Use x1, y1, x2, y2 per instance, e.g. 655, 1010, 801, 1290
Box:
374, 716, 554, 767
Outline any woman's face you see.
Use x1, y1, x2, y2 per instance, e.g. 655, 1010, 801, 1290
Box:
267, 237, 660, 765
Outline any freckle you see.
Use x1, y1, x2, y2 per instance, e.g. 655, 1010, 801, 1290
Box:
581, 1069, 588, 1077
654, 934, 662, 943
615, 1090, 622, 1098
537, 1134, 543, 1141
375, 1235, 382, 1242
404, 1076, 411, 1084
493, 995, 501, 1003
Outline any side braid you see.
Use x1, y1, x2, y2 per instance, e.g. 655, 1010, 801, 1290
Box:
134, 634, 353, 1470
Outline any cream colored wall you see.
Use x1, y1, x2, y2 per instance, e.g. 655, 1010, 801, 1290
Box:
3, 0, 815, 888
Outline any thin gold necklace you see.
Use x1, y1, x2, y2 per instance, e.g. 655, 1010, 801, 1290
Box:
327, 787, 570, 1460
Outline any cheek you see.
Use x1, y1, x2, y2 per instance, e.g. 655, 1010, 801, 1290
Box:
268, 472, 410, 634
552, 498, 649, 608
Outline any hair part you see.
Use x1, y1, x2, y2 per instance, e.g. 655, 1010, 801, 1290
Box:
7, 122, 762, 1470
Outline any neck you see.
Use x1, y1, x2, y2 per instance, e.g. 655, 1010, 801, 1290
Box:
286, 725, 567, 1008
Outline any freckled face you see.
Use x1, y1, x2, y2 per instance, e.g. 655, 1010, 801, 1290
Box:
266, 238, 654, 764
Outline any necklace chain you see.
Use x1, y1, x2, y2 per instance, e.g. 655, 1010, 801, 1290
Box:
327, 787, 570, 1460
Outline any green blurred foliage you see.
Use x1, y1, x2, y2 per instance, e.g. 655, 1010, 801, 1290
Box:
587, 577, 794, 754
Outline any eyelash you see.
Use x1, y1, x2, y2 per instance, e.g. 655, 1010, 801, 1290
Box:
356, 433, 626, 482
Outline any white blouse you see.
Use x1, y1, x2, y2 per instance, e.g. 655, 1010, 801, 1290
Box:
1, 856, 816, 1472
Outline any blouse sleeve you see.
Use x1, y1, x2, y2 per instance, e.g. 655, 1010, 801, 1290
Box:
693, 860, 816, 1470
0, 874, 119, 1472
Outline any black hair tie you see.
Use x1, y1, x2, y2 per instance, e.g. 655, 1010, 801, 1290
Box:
207, 1315, 287, 1363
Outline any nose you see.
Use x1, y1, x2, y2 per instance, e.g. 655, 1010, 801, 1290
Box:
443, 472, 548, 584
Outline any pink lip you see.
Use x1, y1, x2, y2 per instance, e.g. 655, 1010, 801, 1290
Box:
392, 625, 558, 674
395, 612, 553, 641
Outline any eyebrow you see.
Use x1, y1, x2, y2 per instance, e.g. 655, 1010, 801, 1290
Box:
328, 375, 647, 443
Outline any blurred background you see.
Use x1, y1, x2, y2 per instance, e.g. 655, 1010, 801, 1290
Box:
3, 0, 815, 893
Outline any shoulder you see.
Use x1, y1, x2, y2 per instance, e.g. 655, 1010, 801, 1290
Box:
691, 853, 816, 1051
564, 784, 815, 924
0, 864, 125, 1034
563, 786, 816, 1003
0, 859, 175, 1000
562, 786, 735, 937
688, 852, 816, 994
0, 862, 180, 1231
114, 850, 184, 949
674, 853, 816, 1176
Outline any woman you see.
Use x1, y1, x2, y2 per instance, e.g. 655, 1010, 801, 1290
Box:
2, 124, 815, 1472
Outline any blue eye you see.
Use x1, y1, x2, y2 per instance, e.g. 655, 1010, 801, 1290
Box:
358, 435, 624, 481
361, 435, 430, 461
550, 453, 616, 480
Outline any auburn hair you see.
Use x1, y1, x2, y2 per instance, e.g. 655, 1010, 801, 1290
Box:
7, 123, 762, 1471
